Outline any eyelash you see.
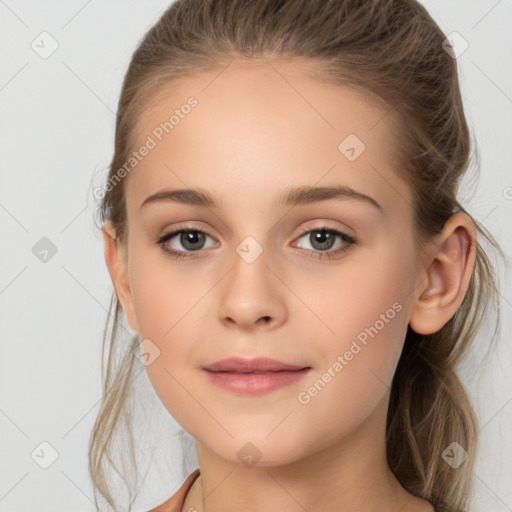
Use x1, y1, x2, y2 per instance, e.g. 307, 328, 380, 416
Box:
156, 225, 357, 261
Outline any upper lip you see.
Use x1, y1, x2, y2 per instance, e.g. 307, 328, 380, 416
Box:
202, 357, 310, 373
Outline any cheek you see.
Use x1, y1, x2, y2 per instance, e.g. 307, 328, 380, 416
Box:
337, 254, 412, 366
292, 250, 413, 421
126, 248, 213, 420
297, 245, 413, 350
128, 246, 206, 339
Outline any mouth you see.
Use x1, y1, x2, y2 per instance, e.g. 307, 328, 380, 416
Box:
201, 357, 311, 395
202, 356, 310, 373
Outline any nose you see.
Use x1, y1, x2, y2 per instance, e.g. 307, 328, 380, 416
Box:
217, 247, 287, 331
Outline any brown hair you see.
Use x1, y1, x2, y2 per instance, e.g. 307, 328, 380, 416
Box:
90, 1, 503, 510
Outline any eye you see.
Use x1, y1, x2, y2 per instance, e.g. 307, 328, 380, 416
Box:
157, 228, 217, 260
156, 225, 357, 261
293, 226, 357, 259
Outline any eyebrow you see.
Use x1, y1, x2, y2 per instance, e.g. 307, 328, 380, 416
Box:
140, 185, 383, 212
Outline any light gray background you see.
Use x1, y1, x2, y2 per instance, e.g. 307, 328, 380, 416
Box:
1, 0, 511, 510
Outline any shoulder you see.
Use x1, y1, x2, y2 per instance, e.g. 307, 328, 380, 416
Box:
147, 469, 201, 512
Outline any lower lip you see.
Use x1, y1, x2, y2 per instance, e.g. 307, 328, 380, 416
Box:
202, 368, 311, 395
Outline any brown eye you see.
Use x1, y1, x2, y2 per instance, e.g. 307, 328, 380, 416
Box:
294, 226, 357, 260
179, 230, 207, 251
157, 228, 216, 259
307, 230, 337, 251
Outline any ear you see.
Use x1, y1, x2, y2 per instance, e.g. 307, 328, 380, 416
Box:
409, 213, 477, 335
102, 220, 139, 333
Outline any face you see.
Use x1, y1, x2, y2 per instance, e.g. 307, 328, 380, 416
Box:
113, 59, 422, 467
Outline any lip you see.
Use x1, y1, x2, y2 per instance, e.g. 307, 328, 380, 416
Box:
202, 357, 309, 373
201, 357, 311, 395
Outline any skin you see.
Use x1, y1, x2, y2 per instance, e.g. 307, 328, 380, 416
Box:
102, 58, 476, 512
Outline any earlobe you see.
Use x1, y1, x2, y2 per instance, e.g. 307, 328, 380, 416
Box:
409, 213, 476, 335
102, 221, 139, 333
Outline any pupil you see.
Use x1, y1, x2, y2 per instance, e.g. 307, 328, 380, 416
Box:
182, 231, 204, 250
311, 230, 334, 250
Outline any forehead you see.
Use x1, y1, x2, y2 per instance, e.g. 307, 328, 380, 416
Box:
125, 59, 411, 215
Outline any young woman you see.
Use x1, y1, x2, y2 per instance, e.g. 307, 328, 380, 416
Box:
89, 1, 502, 511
